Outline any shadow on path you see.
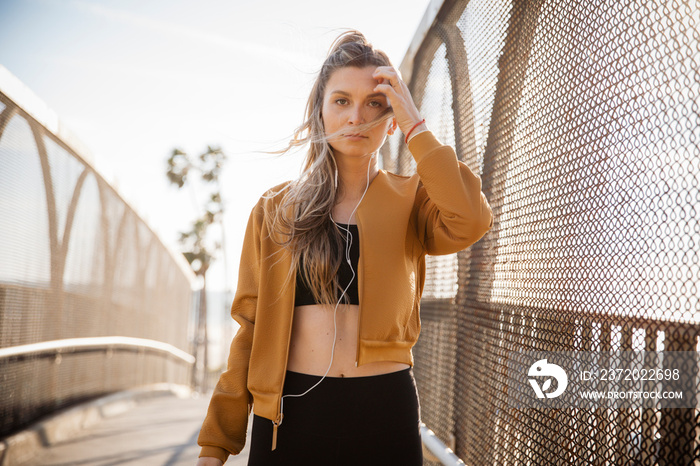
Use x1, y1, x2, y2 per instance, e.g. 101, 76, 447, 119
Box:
36, 394, 251, 466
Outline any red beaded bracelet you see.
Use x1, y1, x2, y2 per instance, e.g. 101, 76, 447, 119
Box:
405, 119, 426, 144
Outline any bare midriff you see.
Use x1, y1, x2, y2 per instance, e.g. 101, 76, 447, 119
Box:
287, 303, 410, 377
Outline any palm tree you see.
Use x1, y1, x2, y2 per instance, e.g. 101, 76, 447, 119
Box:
166, 146, 226, 392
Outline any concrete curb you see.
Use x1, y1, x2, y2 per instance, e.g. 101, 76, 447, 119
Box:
0, 383, 192, 466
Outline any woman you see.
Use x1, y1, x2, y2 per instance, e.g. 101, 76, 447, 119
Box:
196, 30, 493, 465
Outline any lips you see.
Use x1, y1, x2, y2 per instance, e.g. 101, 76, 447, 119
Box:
344, 133, 367, 139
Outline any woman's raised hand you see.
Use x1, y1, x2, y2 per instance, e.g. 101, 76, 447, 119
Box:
372, 66, 426, 139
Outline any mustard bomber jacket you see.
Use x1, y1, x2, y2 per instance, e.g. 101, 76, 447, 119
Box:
197, 131, 493, 463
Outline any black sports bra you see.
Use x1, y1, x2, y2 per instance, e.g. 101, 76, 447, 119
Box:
294, 223, 360, 306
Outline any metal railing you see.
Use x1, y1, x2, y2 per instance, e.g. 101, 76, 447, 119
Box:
0, 66, 196, 438
388, 0, 700, 464
0, 336, 195, 364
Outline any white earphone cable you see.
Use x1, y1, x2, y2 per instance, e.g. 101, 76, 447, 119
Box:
278, 151, 376, 424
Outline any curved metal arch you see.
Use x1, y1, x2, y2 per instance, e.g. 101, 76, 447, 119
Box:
57, 168, 90, 284
434, 21, 478, 165
29, 120, 60, 292
0, 98, 17, 141
112, 207, 136, 283
404, 1, 474, 165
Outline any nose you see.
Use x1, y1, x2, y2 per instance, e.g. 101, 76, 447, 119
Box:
348, 104, 365, 125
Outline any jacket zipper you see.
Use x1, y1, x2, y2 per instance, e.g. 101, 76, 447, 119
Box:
272, 276, 296, 450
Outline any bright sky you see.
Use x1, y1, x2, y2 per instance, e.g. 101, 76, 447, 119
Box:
0, 0, 433, 292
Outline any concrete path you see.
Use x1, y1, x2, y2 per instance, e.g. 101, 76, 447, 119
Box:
34, 393, 251, 466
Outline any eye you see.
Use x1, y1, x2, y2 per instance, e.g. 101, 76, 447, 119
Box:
335, 98, 348, 105
368, 100, 383, 108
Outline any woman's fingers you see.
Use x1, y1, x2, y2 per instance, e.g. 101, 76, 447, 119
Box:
372, 65, 401, 82
372, 67, 406, 94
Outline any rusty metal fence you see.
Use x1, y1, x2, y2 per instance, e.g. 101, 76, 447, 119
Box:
386, 0, 700, 464
0, 71, 196, 438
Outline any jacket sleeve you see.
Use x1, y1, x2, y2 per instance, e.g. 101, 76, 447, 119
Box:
197, 199, 263, 464
409, 130, 493, 256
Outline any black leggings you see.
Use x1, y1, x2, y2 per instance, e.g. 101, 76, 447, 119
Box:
247, 367, 423, 465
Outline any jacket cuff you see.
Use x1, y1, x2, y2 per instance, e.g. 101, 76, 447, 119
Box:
407, 130, 443, 164
199, 446, 229, 464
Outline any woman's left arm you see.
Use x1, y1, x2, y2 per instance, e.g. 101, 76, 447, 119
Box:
409, 131, 493, 255
373, 66, 493, 255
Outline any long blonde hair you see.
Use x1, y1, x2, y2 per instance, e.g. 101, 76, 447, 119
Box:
265, 30, 394, 306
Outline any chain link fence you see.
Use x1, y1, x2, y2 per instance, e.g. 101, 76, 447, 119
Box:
385, 0, 700, 464
0, 78, 196, 438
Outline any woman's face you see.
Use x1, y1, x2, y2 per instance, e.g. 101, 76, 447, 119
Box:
321, 65, 395, 159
